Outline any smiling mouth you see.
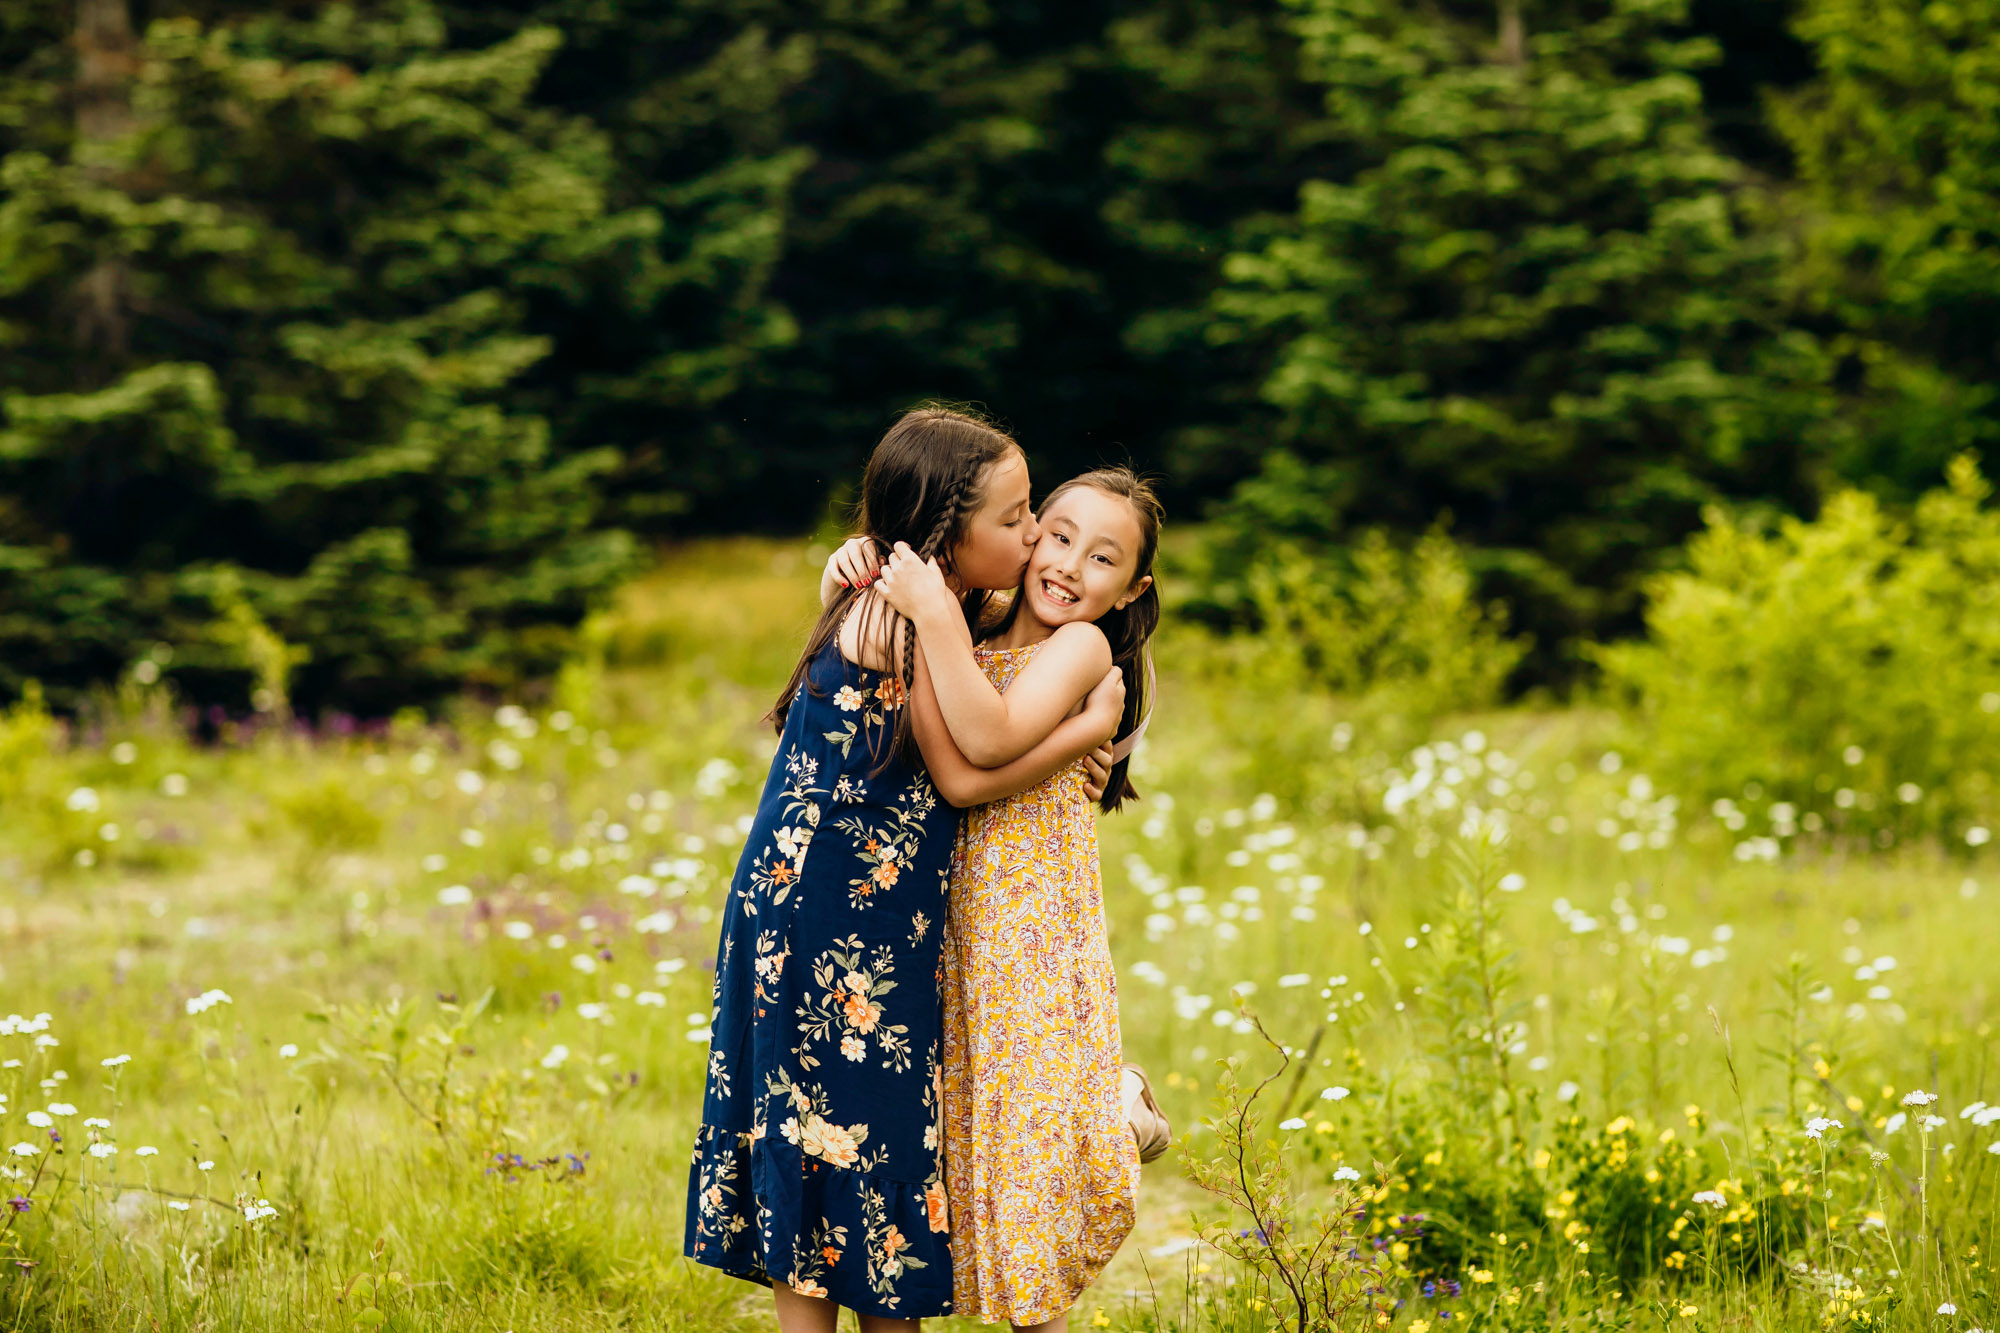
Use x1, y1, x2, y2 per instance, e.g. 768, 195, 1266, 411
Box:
1040, 578, 1078, 607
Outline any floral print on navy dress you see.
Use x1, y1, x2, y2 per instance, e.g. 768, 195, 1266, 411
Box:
684, 637, 959, 1317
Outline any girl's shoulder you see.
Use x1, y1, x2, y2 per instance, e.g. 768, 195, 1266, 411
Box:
1045, 620, 1111, 660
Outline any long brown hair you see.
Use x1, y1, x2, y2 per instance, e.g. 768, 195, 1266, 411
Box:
990, 466, 1164, 813
770, 406, 1021, 771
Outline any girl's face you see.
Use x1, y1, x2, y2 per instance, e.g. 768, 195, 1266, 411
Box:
949, 450, 1039, 590
1021, 485, 1152, 629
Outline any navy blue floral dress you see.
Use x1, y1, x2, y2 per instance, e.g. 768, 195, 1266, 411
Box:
685, 637, 961, 1317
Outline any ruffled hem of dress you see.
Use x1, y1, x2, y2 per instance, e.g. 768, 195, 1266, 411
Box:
683, 1121, 956, 1319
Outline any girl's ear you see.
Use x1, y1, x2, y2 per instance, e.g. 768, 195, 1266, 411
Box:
1114, 573, 1153, 612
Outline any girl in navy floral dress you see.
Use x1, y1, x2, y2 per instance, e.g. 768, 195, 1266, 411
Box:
685, 408, 1125, 1331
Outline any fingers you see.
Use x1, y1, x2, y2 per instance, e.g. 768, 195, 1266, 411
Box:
832, 536, 885, 588
1090, 665, 1126, 709
1083, 742, 1113, 802
1082, 744, 1112, 792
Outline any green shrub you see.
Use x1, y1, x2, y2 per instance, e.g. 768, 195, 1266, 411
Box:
1184, 527, 1525, 730
1597, 455, 2000, 844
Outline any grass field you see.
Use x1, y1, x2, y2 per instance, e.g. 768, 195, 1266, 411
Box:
0, 538, 1994, 1332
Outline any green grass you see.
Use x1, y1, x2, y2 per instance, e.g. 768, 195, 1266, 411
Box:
0, 539, 1994, 1332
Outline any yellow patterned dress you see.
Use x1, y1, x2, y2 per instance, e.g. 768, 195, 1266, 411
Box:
939, 642, 1139, 1324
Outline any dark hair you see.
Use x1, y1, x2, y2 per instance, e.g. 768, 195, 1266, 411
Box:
990, 466, 1163, 813
770, 405, 1022, 771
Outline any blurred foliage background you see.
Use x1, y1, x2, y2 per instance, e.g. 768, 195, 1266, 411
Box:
3, 0, 1998, 709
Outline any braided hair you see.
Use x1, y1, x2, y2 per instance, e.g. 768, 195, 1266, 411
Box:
770, 405, 1019, 774
894, 462, 980, 763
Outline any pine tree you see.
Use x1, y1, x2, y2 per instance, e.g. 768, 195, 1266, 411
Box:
1772, 0, 2000, 498
1206, 0, 1831, 655
0, 1, 635, 711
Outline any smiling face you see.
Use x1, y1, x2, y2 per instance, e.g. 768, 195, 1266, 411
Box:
948, 449, 1039, 591
1021, 484, 1154, 629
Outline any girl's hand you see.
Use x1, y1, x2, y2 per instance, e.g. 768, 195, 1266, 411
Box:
874, 541, 960, 628
1082, 664, 1126, 745
1081, 742, 1114, 802
827, 536, 882, 589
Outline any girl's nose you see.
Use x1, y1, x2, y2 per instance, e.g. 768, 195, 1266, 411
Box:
1023, 515, 1041, 546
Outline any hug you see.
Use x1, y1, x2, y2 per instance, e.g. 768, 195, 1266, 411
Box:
685, 407, 1171, 1332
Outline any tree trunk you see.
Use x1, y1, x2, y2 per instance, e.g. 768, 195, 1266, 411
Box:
1496, 0, 1526, 65
72, 0, 138, 353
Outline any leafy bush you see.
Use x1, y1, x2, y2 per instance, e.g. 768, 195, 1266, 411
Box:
1196, 528, 1526, 723
1597, 455, 2000, 844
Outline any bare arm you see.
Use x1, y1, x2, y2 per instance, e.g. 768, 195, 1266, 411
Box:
877, 544, 1111, 767
912, 643, 1124, 808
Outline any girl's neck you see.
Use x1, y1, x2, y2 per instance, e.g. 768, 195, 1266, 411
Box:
989, 604, 1056, 651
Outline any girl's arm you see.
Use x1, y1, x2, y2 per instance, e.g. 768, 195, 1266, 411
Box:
912, 642, 1124, 808
815, 549, 1117, 797
876, 543, 1111, 768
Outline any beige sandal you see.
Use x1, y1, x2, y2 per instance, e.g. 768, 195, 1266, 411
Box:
1121, 1063, 1172, 1164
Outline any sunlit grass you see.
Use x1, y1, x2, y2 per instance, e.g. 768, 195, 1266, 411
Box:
0, 539, 1993, 1331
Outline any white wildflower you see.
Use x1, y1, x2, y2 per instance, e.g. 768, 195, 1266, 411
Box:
185, 989, 233, 1016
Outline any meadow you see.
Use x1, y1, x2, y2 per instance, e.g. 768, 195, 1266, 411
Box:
0, 537, 1994, 1333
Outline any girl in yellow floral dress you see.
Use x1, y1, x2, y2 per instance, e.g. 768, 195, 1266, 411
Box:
874, 467, 1164, 1332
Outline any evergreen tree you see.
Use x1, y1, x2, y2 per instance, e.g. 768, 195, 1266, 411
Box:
1772, 0, 2000, 499
1099, 0, 1345, 500
439, 0, 812, 526
0, 1, 635, 711
1206, 0, 1832, 658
